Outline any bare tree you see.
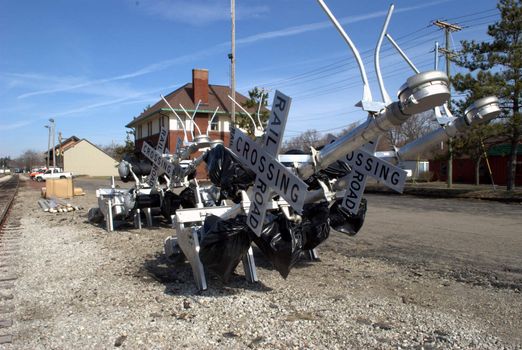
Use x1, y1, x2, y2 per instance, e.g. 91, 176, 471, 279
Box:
14, 150, 44, 171
282, 129, 323, 153
281, 122, 361, 153
335, 122, 360, 138
386, 110, 438, 148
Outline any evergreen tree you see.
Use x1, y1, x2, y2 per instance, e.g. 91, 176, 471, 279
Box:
452, 123, 503, 185
452, 0, 521, 190
237, 87, 269, 135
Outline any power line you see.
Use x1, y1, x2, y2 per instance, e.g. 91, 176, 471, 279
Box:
263, 29, 441, 90
258, 23, 439, 88
262, 8, 498, 91
457, 13, 499, 25
444, 8, 497, 22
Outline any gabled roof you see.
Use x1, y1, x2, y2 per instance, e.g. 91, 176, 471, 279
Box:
126, 84, 267, 128
45, 135, 80, 154
63, 138, 117, 160
60, 135, 81, 152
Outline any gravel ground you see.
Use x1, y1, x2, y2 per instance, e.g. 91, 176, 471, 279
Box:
2, 177, 521, 349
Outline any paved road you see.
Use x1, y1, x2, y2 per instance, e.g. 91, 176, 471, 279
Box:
328, 194, 522, 289
73, 177, 134, 194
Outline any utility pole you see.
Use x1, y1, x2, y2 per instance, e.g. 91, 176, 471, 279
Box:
230, 0, 236, 125
58, 132, 63, 168
434, 20, 461, 189
44, 124, 51, 168
49, 118, 56, 168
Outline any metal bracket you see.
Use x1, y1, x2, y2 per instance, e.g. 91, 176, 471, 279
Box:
167, 206, 258, 291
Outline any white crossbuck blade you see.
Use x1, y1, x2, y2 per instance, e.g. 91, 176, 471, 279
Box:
342, 142, 407, 214
235, 91, 295, 236
230, 126, 308, 235
141, 126, 172, 186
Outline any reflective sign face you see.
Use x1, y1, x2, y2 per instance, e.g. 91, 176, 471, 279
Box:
247, 91, 292, 236
230, 127, 308, 233
141, 126, 172, 186
344, 148, 407, 193
341, 168, 367, 214
341, 143, 406, 214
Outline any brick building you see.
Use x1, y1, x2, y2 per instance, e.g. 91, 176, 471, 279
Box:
126, 68, 259, 157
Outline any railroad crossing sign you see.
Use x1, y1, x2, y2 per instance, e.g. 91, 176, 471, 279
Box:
141, 126, 174, 186
341, 140, 407, 214
230, 91, 308, 235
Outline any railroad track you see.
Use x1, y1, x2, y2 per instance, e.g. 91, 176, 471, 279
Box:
0, 175, 20, 345
0, 175, 20, 226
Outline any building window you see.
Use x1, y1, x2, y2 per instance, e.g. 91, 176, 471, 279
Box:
137, 125, 143, 139
160, 116, 165, 128
210, 116, 219, 131
147, 121, 152, 136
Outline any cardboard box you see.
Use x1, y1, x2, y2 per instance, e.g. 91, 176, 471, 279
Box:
74, 187, 86, 196
45, 178, 74, 199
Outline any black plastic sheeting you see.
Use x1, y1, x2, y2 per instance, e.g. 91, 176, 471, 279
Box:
179, 187, 198, 209
329, 198, 367, 236
119, 154, 152, 182
300, 202, 331, 250
135, 193, 161, 209
160, 187, 198, 221
196, 201, 330, 280
249, 212, 300, 279
160, 191, 182, 220
204, 144, 255, 203
250, 202, 330, 279
199, 215, 253, 282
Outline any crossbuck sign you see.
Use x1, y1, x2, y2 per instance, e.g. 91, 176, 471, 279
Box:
230, 91, 308, 236
141, 126, 174, 186
341, 140, 407, 214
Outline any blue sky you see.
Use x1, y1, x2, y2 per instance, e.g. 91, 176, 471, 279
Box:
0, 0, 498, 157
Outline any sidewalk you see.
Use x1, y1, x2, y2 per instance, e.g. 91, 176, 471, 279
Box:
365, 181, 522, 203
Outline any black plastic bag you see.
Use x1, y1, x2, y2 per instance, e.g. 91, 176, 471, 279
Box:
329, 198, 367, 236
250, 213, 303, 279
300, 202, 330, 250
179, 187, 197, 209
204, 144, 255, 202
160, 191, 182, 221
119, 153, 152, 182
198, 215, 253, 282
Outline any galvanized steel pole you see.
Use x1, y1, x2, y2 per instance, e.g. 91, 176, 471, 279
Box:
230, 0, 236, 125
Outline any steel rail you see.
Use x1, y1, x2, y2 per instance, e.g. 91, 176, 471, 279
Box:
0, 175, 20, 227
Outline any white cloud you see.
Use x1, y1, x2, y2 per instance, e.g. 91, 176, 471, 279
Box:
0, 120, 31, 131
51, 84, 179, 119
13, 49, 215, 99
236, 0, 450, 46
10, 0, 448, 100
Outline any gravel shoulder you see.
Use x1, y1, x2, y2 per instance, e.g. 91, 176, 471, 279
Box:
3, 178, 521, 349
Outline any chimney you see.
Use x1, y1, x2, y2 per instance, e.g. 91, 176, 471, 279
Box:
192, 68, 209, 105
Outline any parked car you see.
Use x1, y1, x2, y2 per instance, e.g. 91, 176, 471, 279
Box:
35, 168, 73, 182
30, 167, 47, 180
